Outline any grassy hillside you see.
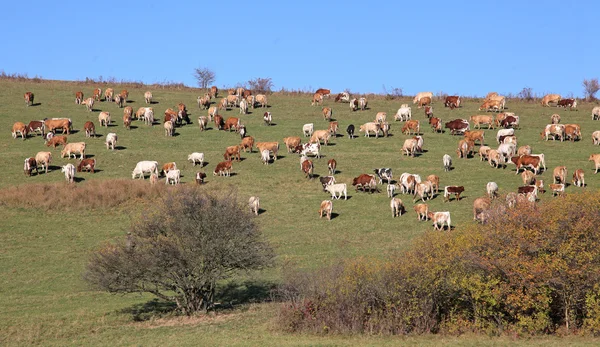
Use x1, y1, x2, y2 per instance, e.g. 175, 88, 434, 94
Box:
1, 79, 600, 345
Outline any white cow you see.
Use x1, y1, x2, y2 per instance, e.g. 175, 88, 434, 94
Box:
387, 183, 396, 197
261, 149, 271, 165
431, 211, 451, 231
105, 133, 117, 150
395, 106, 412, 121
143, 108, 154, 125
62, 163, 76, 183
486, 182, 499, 199
165, 169, 181, 185
497, 143, 516, 163
249, 196, 260, 215
325, 183, 347, 200
188, 152, 205, 166
132, 161, 159, 179
303, 123, 314, 137
239, 98, 248, 114
443, 154, 452, 171
390, 197, 404, 217
496, 128, 515, 144
301, 143, 321, 158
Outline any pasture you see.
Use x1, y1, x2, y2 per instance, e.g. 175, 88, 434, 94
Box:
1, 79, 600, 345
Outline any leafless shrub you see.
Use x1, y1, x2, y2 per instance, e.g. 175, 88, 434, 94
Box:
518, 87, 534, 102
193, 67, 216, 89
583, 78, 600, 101
247, 77, 274, 94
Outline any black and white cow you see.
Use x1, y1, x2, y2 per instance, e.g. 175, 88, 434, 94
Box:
374, 168, 393, 184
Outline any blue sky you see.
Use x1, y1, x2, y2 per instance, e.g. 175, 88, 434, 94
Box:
2, 1, 596, 97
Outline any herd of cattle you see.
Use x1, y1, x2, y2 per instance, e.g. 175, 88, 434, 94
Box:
10, 87, 600, 230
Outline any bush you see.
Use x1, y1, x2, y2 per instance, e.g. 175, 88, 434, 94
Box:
518, 87, 534, 101
85, 187, 274, 315
583, 78, 600, 101
247, 77, 274, 94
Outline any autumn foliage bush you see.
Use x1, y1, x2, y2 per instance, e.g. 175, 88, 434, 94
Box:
278, 192, 600, 336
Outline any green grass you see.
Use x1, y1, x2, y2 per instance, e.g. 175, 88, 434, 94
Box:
1, 80, 600, 345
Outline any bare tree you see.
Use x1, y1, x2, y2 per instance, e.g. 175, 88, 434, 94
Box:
518, 87, 534, 102
84, 187, 274, 315
193, 67, 216, 89
583, 78, 600, 101
247, 77, 274, 94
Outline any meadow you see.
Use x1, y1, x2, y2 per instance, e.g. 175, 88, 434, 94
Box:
1, 79, 600, 346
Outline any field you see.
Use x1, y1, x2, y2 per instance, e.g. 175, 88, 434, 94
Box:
1, 79, 600, 346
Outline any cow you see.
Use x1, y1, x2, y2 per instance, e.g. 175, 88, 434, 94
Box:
23, 157, 38, 176
77, 158, 96, 173
315, 88, 331, 98
557, 98, 577, 110
178, 107, 191, 125
347, 124, 355, 139
456, 139, 474, 159
26, 120, 45, 137
395, 106, 412, 121
486, 182, 499, 199
255, 94, 268, 108
24, 92, 34, 106
35, 151, 52, 174
517, 145, 531, 157
401, 139, 418, 157
551, 114, 561, 124
511, 155, 542, 175
541, 124, 565, 141
263, 112, 272, 126
485, 92, 499, 100
541, 93, 561, 106
164, 120, 174, 136
143, 91, 153, 104
496, 128, 514, 144
358, 97, 368, 110
478, 146, 491, 161
506, 192, 518, 208
319, 200, 333, 220
470, 115, 494, 130
501, 115, 520, 129
61, 142, 86, 160
319, 107, 333, 121
224, 145, 241, 162
553, 166, 567, 184
241, 136, 255, 153
240, 125, 247, 139
549, 183, 565, 197
42, 118, 70, 135
473, 197, 491, 223
418, 96, 431, 108
207, 106, 218, 121
413, 181, 434, 203
223, 117, 241, 132
380, 122, 391, 137
464, 130, 484, 146
119, 90, 129, 104
535, 179, 545, 194
132, 161, 159, 179
303, 123, 314, 137
301, 159, 314, 179
479, 99, 502, 112
105, 133, 118, 150
142, 107, 155, 125
62, 163, 76, 183
564, 124, 581, 142
165, 169, 181, 185
359, 122, 381, 138
413, 92, 433, 105
195, 172, 207, 185
349, 98, 358, 111
98, 112, 111, 127
412, 204, 428, 221
104, 88, 114, 102
45, 135, 67, 148
522, 170, 535, 185
373, 168, 392, 184
427, 174, 440, 194
311, 92, 324, 106
214, 160, 233, 176
429, 116, 442, 133
319, 176, 336, 191
391, 198, 404, 217
328, 159, 337, 175
219, 98, 228, 110
401, 120, 420, 135
11, 122, 28, 140
428, 211, 451, 231
352, 174, 378, 193
443, 186, 464, 202
298, 143, 320, 158
197, 116, 208, 131
186, 152, 204, 167
497, 143, 516, 163
444, 96, 461, 109
256, 142, 279, 161
283, 137, 301, 153
590, 154, 600, 173
75, 91, 84, 105
387, 183, 396, 198
210, 86, 218, 98
494, 112, 514, 127
328, 121, 339, 136
573, 169, 585, 187
261, 149, 271, 165
93, 88, 102, 101
593, 107, 600, 120
198, 94, 211, 110
150, 173, 159, 185
310, 129, 331, 145
398, 173, 421, 195
214, 115, 224, 130
335, 92, 350, 103
237, 98, 248, 115
593, 131, 600, 145
488, 95, 506, 109
424, 105, 434, 118
123, 113, 132, 130
247, 196, 260, 216
445, 119, 470, 135
325, 183, 348, 200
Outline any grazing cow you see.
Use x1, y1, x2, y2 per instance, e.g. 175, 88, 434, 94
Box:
283, 136, 301, 153
46, 135, 67, 148
240, 136, 255, 153
473, 197, 491, 223
207, 106, 218, 121
105, 133, 117, 150
198, 94, 211, 109
132, 161, 159, 179
429, 117, 442, 133
488, 149, 503, 168
325, 183, 348, 200
346, 124, 355, 138
11, 122, 28, 140
517, 145, 532, 157
349, 98, 358, 111
413, 92, 433, 105
359, 122, 381, 138
223, 145, 241, 162
328, 121, 339, 136
62, 163, 76, 183
428, 211, 451, 231
35, 151, 52, 174
511, 155, 541, 175
75, 91, 84, 105
413, 181, 434, 203
352, 174, 378, 193
401, 120, 420, 135
443, 186, 464, 202
590, 154, 600, 173
195, 172, 207, 184
214, 114, 224, 130
223, 117, 241, 132
319, 176, 336, 191
261, 149, 271, 165
470, 115, 494, 129
487, 95, 506, 109
486, 182, 499, 199
123, 113, 132, 130
303, 123, 314, 137
77, 158, 96, 173
198, 116, 208, 131
248, 196, 260, 215
144, 91, 153, 104
213, 160, 233, 176
188, 152, 205, 167
315, 88, 331, 98
418, 96, 431, 108
551, 114, 561, 124
104, 88, 114, 102
256, 142, 279, 161
444, 96, 461, 108
238, 98, 249, 114
93, 88, 102, 101
24, 92, 34, 106
553, 166, 567, 184
373, 168, 393, 184
358, 97, 367, 110
298, 143, 321, 158
301, 159, 314, 179
164, 120, 174, 136
424, 105, 433, 118
464, 130, 485, 146
381, 122, 391, 137
427, 174, 440, 193
401, 139, 417, 157
496, 128, 514, 144
517, 185, 538, 197
311, 92, 324, 106
395, 106, 412, 121
328, 159, 337, 175
391, 198, 404, 217
210, 86, 218, 98
322, 107, 332, 121
61, 142, 86, 160
124, 105, 133, 119
160, 162, 177, 176
414, 204, 429, 221
445, 119, 470, 135
522, 170, 535, 185
319, 200, 333, 220
593, 131, 600, 145
225, 95, 239, 109
218, 98, 228, 110
541, 124, 565, 141
165, 169, 181, 185
310, 129, 331, 145
42, 119, 70, 134
27, 120, 45, 137
541, 93, 561, 106
495, 112, 514, 127
498, 143, 516, 163
593, 107, 600, 120
24, 157, 38, 176
255, 94, 268, 108
549, 183, 565, 197
99, 112, 111, 127
573, 169, 585, 187
500, 115, 520, 129
119, 90, 129, 103
387, 183, 396, 197
479, 99, 502, 112
263, 112, 272, 126
335, 92, 350, 103
564, 124, 581, 142
456, 139, 474, 159
398, 173, 421, 195
479, 146, 491, 161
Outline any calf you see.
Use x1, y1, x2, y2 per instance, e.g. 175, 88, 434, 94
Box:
75, 91, 84, 105
443, 186, 464, 202
391, 198, 404, 217
77, 158, 96, 173
479, 146, 491, 161
414, 204, 429, 221
428, 211, 451, 231
319, 176, 336, 191
145, 91, 153, 104
427, 174, 440, 194
328, 159, 337, 175
240, 136, 255, 153
319, 200, 333, 220
573, 169, 585, 187
261, 149, 271, 165
98, 112, 111, 127
165, 169, 181, 185
301, 159, 314, 179
387, 183, 396, 197
550, 183, 565, 197
325, 183, 347, 200
322, 107, 332, 121
429, 117, 442, 132
328, 121, 339, 136
46, 135, 67, 148
551, 114, 561, 124
553, 166, 567, 184
27, 120, 45, 137
263, 112, 272, 126
24, 157, 38, 176
12, 122, 28, 140
195, 172, 207, 184
161, 162, 177, 176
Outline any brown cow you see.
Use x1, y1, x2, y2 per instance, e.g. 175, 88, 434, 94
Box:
322, 107, 332, 121
240, 136, 255, 153
470, 115, 494, 129
541, 93, 561, 106
44, 118, 71, 134
46, 135, 67, 148
443, 186, 464, 202
311, 92, 323, 106
75, 91, 84, 105
573, 169, 585, 187
456, 139, 474, 158
511, 155, 542, 175
83, 121, 96, 138
214, 115, 224, 130
315, 88, 331, 97
24, 157, 38, 176
224, 145, 241, 162
160, 162, 177, 176
27, 120, 45, 137
24, 92, 34, 106
328, 121, 339, 136
319, 200, 333, 220
104, 88, 114, 102
256, 142, 279, 160
553, 166, 567, 184
401, 120, 420, 135
328, 159, 337, 175
214, 160, 233, 176
444, 96, 461, 109
223, 117, 241, 132
590, 154, 600, 174
11, 122, 28, 140
283, 136, 301, 153
473, 197, 491, 223
479, 99, 501, 112
77, 158, 96, 173
429, 116, 442, 133
301, 159, 314, 179
93, 88, 102, 101
210, 86, 218, 98
414, 204, 429, 221
418, 96, 431, 108
464, 130, 484, 146
557, 98, 577, 110
352, 174, 378, 193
